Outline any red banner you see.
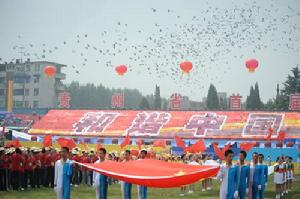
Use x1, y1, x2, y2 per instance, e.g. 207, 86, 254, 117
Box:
76, 159, 219, 188
29, 110, 300, 139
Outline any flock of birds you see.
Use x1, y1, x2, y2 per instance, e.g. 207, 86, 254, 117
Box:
1, 0, 300, 94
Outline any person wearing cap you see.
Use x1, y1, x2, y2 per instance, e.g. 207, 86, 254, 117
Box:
25, 148, 36, 189
137, 149, 148, 199
10, 147, 25, 190
54, 147, 73, 199
71, 149, 80, 187
93, 147, 108, 199
89, 150, 98, 186
81, 151, 91, 186
0, 147, 8, 191
121, 150, 132, 199
34, 148, 42, 188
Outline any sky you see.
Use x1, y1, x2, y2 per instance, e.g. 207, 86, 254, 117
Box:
0, 0, 300, 102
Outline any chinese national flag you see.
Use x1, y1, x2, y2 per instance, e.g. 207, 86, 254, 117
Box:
136, 139, 143, 150
153, 139, 166, 148
43, 135, 52, 147
277, 131, 286, 142
13, 139, 22, 148
185, 140, 206, 153
175, 136, 186, 149
266, 127, 273, 141
121, 133, 130, 149
240, 142, 256, 152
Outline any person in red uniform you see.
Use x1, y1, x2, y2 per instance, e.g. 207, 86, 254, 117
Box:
10, 148, 25, 190
44, 148, 52, 187
21, 148, 28, 189
25, 149, 36, 188
81, 151, 91, 185
71, 149, 80, 187
34, 148, 42, 188
0, 147, 8, 191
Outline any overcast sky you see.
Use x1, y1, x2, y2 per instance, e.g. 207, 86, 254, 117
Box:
0, 0, 300, 102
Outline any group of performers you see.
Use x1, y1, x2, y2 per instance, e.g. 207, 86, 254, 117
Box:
0, 145, 296, 199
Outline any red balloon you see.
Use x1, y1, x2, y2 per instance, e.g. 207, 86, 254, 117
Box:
115, 65, 127, 76
180, 61, 193, 74
43, 65, 57, 77
245, 59, 259, 72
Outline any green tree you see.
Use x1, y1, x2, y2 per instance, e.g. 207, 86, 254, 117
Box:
139, 97, 150, 110
246, 86, 255, 110
280, 66, 300, 110
253, 82, 263, 110
153, 85, 161, 110
206, 84, 219, 110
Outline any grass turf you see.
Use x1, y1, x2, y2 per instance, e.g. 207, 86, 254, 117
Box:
1, 175, 300, 199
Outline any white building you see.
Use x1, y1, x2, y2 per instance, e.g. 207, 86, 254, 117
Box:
0, 59, 66, 109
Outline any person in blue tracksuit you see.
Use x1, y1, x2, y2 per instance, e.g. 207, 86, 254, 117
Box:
250, 152, 263, 199
54, 147, 73, 199
258, 154, 268, 199
237, 150, 250, 199
217, 149, 239, 199
137, 150, 148, 199
121, 150, 132, 199
93, 148, 108, 199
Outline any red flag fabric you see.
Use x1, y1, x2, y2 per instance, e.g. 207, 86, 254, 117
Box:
120, 133, 130, 149
277, 131, 286, 142
266, 127, 274, 141
153, 139, 166, 148
213, 144, 230, 160
76, 159, 219, 188
175, 136, 185, 149
130, 149, 139, 157
240, 142, 256, 152
5, 141, 13, 148
57, 138, 76, 150
13, 139, 22, 148
185, 140, 206, 153
136, 139, 143, 150
43, 135, 52, 147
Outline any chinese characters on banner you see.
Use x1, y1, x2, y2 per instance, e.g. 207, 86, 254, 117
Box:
184, 113, 227, 137
111, 92, 124, 109
58, 91, 71, 108
169, 93, 182, 110
229, 94, 242, 110
126, 112, 171, 136
289, 93, 300, 111
73, 112, 118, 134
242, 113, 283, 137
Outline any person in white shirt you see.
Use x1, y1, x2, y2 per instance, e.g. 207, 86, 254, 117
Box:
54, 147, 73, 199
93, 147, 108, 199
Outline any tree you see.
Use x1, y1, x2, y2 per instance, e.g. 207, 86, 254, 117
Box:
206, 84, 219, 110
139, 97, 150, 110
253, 82, 263, 110
153, 85, 161, 110
280, 66, 300, 110
246, 86, 255, 110
246, 83, 263, 110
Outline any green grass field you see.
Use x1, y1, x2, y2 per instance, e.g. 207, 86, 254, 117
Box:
2, 176, 300, 199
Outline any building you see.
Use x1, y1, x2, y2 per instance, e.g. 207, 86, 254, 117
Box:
0, 59, 66, 109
